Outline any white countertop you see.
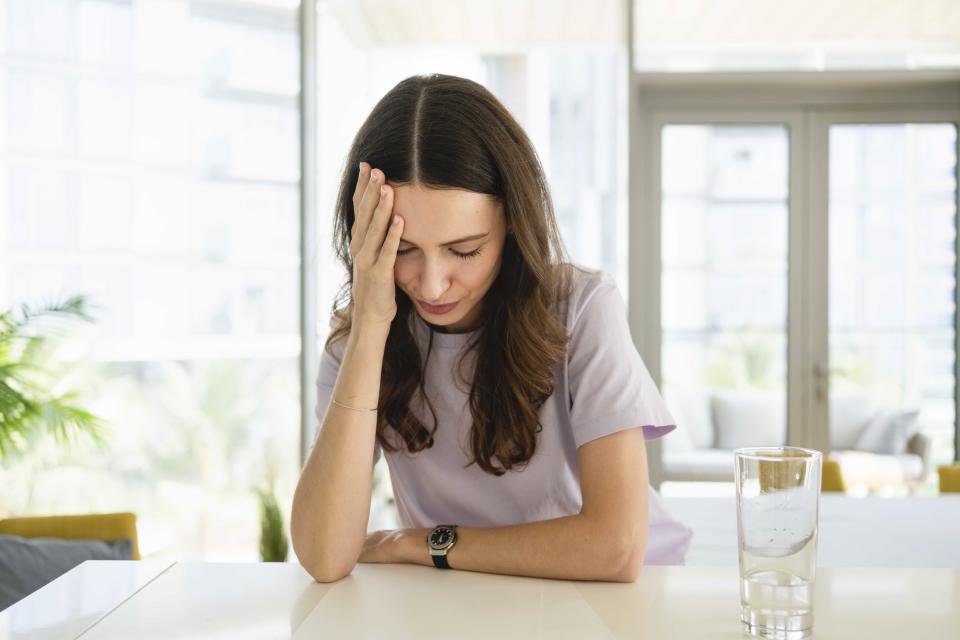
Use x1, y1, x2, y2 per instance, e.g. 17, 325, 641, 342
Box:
0, 560, 172, 640
3, 560, 958, 639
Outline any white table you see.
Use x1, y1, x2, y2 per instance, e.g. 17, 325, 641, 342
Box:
664, 495, 960, 568
0, 561, 172, 640
3, 561, 958, 639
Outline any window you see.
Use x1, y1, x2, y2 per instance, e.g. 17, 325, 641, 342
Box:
0, 0, 301, 561
659, 123, 790, 481
644, 89, 960, 497
828, 122, 958, 471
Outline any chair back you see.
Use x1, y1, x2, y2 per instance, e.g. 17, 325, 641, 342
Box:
0, 512, 140, 560
938, 464, 960, 494
822, 459, 846, 493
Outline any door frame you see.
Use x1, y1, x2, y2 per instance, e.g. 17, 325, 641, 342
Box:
629, 71, 960, 485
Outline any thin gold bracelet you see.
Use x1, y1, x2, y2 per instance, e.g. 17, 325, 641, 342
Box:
331, 398, 377, 412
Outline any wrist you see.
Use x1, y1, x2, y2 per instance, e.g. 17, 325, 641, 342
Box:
401, 528, 433, 566
345, 322, 390, 354
348, 319, 391, 348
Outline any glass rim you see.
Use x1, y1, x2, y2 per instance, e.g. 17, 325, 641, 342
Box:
733, 446, 822, 462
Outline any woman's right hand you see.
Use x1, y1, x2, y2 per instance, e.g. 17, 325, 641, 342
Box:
349, 162, 404, 331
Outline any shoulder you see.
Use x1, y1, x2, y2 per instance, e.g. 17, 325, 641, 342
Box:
558, 263, 623, 332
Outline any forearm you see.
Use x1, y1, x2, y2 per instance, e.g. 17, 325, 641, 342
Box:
398, 514, 646, 582
291, 323, 387, 581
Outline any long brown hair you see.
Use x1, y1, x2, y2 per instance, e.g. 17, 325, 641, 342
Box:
327, 74, 570, 476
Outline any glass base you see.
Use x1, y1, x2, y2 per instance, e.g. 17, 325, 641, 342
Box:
741, 607, 812, 640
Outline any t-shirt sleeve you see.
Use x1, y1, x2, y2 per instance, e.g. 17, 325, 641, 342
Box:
313, 336, 382, 464
567, 279, 676, 449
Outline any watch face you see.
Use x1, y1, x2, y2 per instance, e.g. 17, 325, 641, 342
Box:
429, 526, 455, 548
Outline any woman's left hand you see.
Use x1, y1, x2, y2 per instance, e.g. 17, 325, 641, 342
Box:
358, 529, 406, 564
359, 528, 433, 565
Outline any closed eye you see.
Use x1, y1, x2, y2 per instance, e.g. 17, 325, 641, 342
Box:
396, 246, 483, 260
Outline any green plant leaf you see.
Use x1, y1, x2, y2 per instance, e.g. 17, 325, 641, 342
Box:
40, 397, 105, 447
0, 295, 103, 462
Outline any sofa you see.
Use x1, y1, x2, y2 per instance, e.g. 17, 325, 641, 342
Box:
659, 387, 933, 491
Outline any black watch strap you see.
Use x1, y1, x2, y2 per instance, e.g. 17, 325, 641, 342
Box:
431, 554, 451, 570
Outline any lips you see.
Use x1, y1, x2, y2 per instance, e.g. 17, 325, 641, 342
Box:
418, 300, 459, 315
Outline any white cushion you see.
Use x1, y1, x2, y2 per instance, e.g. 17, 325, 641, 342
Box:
662, 386, 713, 449
854, 409, 920, 455
894, 453, 925, 479
829, 393, 877, 449
662, 449, 736, 481
712, 391, 786, 449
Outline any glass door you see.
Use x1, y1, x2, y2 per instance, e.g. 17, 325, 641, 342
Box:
812, 113, 960, 495
647, 102, 959, 496
652, 113, 802, 491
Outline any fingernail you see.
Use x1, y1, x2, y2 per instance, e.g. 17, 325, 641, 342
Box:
380, 185, 387, 198
392, 216, 401, 225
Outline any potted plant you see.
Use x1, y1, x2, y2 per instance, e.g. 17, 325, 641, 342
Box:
257, 485, 289, 562
0, 295, 103, 461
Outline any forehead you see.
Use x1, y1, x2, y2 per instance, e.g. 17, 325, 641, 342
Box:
390, 184, 502, 241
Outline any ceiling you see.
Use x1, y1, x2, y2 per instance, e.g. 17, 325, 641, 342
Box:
323, 0, 960, 67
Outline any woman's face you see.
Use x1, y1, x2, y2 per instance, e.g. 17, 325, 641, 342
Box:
389, 183, 508, 333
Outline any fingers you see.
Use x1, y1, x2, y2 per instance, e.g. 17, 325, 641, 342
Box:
362, 184, 396, 258
351, 162, 369, 214
350, 163, 370, 253
353, 167, 385, 251
377, 213, 404, 269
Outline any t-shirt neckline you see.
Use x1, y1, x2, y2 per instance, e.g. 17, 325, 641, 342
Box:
411, 312, 478, 349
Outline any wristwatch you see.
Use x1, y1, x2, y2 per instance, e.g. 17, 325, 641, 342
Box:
426, 524, 458, 569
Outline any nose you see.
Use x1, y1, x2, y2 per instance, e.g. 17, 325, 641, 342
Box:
419, 257, 451, 303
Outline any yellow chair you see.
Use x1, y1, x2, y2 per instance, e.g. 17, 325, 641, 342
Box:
938, 464, 960, 493
0, 512, 140, 560
753, 453, 844, 493
822, 459, 846, 493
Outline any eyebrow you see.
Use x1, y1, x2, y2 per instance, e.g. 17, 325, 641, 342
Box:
400, 232, 489, 248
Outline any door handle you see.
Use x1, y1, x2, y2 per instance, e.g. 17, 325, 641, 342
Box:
812, 362, 847, 401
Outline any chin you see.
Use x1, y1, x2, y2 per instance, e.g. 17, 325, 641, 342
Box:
415, 309, 463, 326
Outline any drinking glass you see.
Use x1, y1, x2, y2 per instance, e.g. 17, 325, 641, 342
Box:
735, 447, 822, 640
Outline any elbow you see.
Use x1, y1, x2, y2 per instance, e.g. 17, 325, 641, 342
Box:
291, 527, 357, 583
602, 527, 647, 583
293, 541, 355, 583
305, 559, 355, 583
609, 545, 644, 582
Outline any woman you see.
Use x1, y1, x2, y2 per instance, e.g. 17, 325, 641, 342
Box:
291, 74, 692, 583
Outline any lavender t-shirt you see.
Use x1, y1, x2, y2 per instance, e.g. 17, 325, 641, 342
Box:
314, 265, 693, 565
